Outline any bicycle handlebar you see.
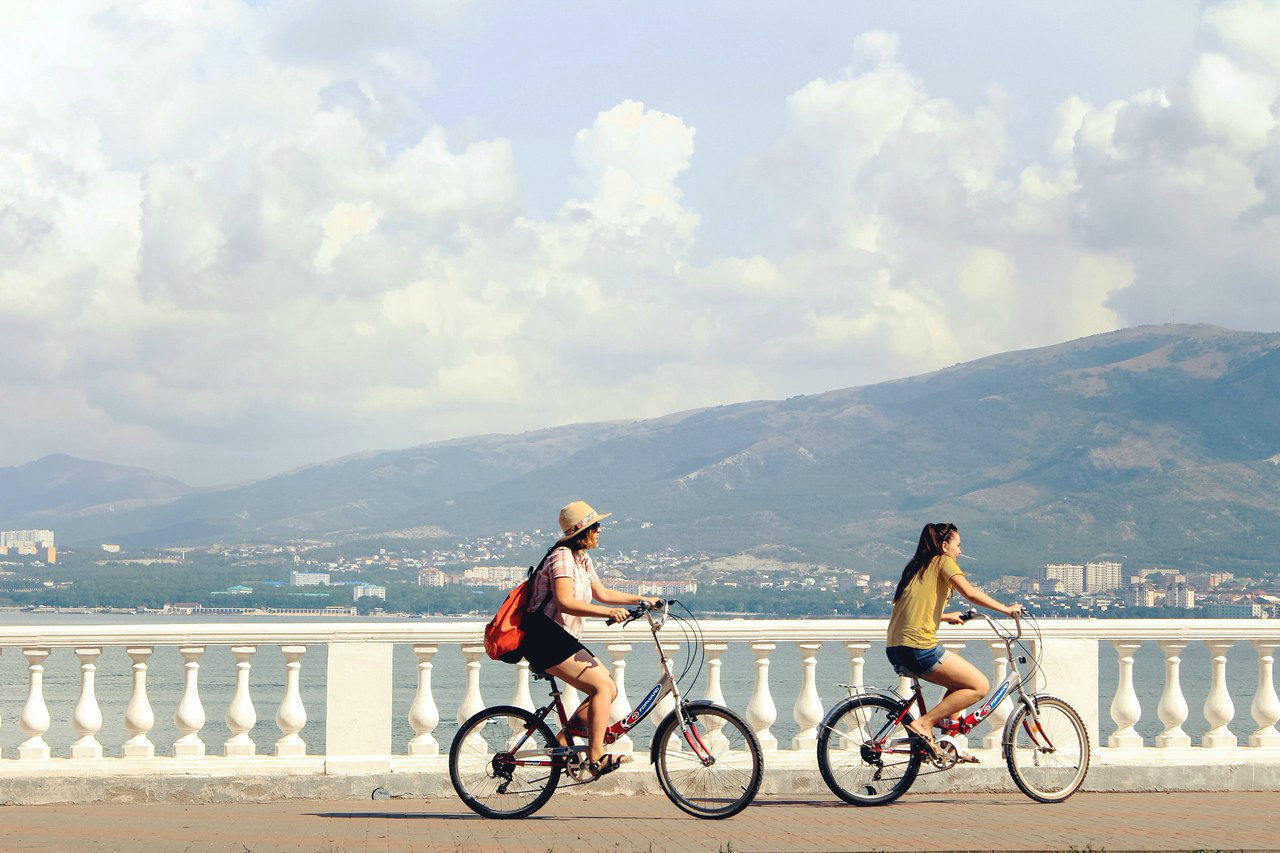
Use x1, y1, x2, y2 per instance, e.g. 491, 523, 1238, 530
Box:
605, 599, 672, 626
960, 608, 1024, 639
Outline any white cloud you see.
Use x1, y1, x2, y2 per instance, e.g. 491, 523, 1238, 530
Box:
0, 1, 1277, 484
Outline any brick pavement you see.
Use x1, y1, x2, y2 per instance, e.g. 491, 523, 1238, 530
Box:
0, 791, 1273, 852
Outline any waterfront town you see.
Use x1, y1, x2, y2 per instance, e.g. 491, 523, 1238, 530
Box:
0, 526, 1276, 619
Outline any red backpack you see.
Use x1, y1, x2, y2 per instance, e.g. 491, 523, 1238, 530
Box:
484, 548, 556, 663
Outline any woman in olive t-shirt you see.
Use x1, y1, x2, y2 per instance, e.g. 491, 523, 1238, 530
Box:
886, 523, 1023, 754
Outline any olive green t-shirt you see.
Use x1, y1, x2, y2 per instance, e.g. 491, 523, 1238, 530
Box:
886, 555, 963, 649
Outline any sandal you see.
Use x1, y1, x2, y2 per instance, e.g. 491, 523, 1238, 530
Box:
588, 753, 632, 778
905, 722, 941, 760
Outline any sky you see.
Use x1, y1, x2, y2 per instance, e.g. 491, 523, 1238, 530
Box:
2, 0, 1279, 486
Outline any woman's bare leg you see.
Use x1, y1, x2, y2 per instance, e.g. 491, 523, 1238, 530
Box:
908, 652, 989, 736
545, 651, 617, 763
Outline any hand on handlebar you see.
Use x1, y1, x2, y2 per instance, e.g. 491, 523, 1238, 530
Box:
603, 607, 630, 625
1006, 603, 1024, 618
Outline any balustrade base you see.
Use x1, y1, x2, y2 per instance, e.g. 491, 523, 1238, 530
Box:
1248, 732, 1280, 748
1154, 733, 1192, 748
0, 746, 1272, 806
1201, 733, 1238, 749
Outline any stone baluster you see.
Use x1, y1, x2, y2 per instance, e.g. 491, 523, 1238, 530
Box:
940, 641, 969, 751
982, 639, 1012, 750
122, 647, 155, 758
837, 641, 872, 750
746, 641, 778, 751
511, 658, 535, 713
1249, 640, 1280, 748
458, 644, 487, 751
1108, 640, 1143, 748
408, 644, 440, 755
845, 641, 870, 691
1201, 640, 1236, 748
19, 647, 51, 760
701, 642, 730, 752
652, 641, 681, 725
71, 647, 104, 759
174, 646, 207, 758
1155, 640, 1191, 748
224, 645, 257, 757
562, 683, 583, 718
895, 672, 914, 700
274, 645, 307, 757
607, 643, 634, 755
792, 641, 823, 750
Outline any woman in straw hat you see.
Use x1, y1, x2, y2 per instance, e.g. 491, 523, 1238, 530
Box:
520, 500, 661, 777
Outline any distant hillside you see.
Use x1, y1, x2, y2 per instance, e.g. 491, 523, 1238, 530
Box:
0, 454, 194, 522
4, 325, 1278, 576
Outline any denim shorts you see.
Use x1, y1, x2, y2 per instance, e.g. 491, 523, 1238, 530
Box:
886, 644, 948, 678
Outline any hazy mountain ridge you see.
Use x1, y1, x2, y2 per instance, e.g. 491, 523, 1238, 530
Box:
3, 325, 1278, 576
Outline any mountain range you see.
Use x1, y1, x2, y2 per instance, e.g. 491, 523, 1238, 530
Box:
3, 324, 1278, 577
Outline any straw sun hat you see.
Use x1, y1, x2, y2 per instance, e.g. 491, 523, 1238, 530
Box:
557, 500, 611, 543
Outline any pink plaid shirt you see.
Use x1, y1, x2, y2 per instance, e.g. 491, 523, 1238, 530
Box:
527, 546, 599, 638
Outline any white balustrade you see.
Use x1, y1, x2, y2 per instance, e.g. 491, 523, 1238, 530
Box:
174, 646, 207, 758
71, 647, 104, 759
0, 618, 1275, 787
1155, 640, 1191, 748
982, 639, 1012, 750
1249, 640, 1280, 748
1108, 640, 1143, 749
746, 641, 778, 751
274, 645, 307, 757
606, 643, 634, 754
224, 645, 257, 757
19, 647, 51, 761
408, 644, 441, 755
792, 641, 823, 749
1202, 639, 1237, 749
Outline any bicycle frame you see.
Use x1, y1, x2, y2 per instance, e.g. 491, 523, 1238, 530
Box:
503, 605, 714, 769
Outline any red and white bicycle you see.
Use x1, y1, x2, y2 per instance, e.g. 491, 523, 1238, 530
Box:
816, 610, 1090, 805
449, 600, 763, 819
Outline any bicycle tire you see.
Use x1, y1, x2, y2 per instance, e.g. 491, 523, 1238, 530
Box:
652, 703, 763, 819
816, 694, 923, 806
449, 705, 561, 818
1003, 694, 1090, 803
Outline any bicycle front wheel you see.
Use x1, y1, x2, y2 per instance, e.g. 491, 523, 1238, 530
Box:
652, 703, 763, 819
449, 705, 561, 818
816, 694, 922, 806
1003, 694, 1090, 803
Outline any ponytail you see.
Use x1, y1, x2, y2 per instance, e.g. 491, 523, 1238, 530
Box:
892, 522, 957, 602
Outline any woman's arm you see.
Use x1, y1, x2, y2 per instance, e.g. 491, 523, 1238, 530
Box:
951, 575, 1023, 617
590, 579, 661, 607
553, 577, 628, 623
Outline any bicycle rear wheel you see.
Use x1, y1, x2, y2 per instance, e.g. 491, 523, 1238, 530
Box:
816, 694, 923, 806
1003, 694, 1090, 803
652, 703, 763, 819
449, 705, 561, 818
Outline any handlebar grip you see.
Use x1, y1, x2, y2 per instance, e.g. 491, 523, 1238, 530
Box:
959, 609, 977, 622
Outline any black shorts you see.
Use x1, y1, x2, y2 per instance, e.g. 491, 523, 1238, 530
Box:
520, 611, 590, 672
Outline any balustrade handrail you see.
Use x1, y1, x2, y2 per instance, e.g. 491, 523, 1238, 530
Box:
0, 618, 1275, 647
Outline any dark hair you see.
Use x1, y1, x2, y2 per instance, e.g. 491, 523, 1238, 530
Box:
563, 522, 600, 552
892, 523, 958, 602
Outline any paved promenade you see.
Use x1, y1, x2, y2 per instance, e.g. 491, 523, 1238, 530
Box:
0, 791, 1271, 852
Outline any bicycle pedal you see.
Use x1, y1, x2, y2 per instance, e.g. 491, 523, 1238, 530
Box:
957, 753, 980, 764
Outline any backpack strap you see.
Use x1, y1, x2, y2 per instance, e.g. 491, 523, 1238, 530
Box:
527, 544, 561, 616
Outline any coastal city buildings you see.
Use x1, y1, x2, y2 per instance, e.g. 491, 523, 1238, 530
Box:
290, 571, 330, 586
